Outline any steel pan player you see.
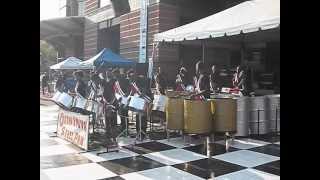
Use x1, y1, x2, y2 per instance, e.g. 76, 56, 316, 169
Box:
129, 70, 151, 140
87, 72, 101, 125
175, 67, 188, 92
190, 61, 211, 100
154, 67, 167, 95
113, 68, 131, 131
210, 65, 221, 93
98, 69, 119, 143
73, 70, 89, 114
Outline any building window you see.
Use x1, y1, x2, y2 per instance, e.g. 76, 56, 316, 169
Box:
59, 0, 67, 17
78, 0, 85, 16
99, 0, 111, 8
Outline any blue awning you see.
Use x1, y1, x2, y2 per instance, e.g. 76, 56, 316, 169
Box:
80, 48, 136, 68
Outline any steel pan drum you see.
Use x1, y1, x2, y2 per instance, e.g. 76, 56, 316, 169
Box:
210, 98, 237, 133
73, 96, 89, 110
249, 96, 270, 134
234, 97, 251, 136
165, 89, 178, 97
184, 100, 212, 134
85, 100, 99, 113
186, 85, 194, 92
51, 91, 62, 102
128, 96, 149, 113
57, 92, 74, 109
266, 94, 280, 132
166, 97, 184, 130
115, 93, 130, 107
152, 95, 167, 112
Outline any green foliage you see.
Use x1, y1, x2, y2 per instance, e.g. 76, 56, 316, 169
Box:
40, 40, 57, 71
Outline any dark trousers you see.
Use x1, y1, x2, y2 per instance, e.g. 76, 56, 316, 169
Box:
136, 113, 147, 134
104, 107, 117, 141
42, 84, 50, 95
118, 106, 128, 129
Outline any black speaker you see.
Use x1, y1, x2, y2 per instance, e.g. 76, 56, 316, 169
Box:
136, 63, 148, 76
111, 0, 130, 16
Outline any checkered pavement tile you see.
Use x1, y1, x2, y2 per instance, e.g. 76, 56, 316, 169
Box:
82, 147, 139, 163
40, 144, 79, 157
213, 150, 280, 168
143, 148, 207, 165
248, 144, 280, 157
183, 143, 240, 156
121, 166, 205, 180
157, 136, 203, 148
253, 160, 280, 176
122, 141, 176, 154
173, 158, 246, 179
249, 134, 280, 143
43, 163, 118, 180
40, 153, 92, 169
214, 168, 280, 180
215, 138, 270, 150
98, 176, 125, 180
97, 155, 166, 175
41, 104, 280, 180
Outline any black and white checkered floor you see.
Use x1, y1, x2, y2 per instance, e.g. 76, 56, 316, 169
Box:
41, 105, 280, 180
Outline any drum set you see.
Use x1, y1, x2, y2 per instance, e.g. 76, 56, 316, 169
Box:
51, 91, 100, 114
51, 91, 104, 134
52, 88, 278, 152
51, 90, 159, 141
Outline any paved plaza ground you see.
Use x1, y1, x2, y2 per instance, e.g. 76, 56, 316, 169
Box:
40, 103, 280, 180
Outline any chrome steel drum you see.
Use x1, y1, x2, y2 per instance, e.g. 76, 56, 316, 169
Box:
152, 95, 167, 112
184, 99, 212, 134
186, 85, 194, 92
120, 96, 130, 107
115, 93, 130, 107
249, 96, 270, 134
165, 89, 178, 97
128, 96, 149, 113
166, 97, 184, 130
141, 94, 152, 103
210, 98, 237, 133
266, 94, 280, 132
73, 96, 89, 110
85, 100, 99, 113
234, 97, 251, 136
57, 92, 74, 109
210, 94, 234, 99
51, 91, 62, 102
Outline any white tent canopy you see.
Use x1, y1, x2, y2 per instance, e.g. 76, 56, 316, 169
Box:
154, 0, 280, 42
50, 57, 92, 70
79, 50, 104, 69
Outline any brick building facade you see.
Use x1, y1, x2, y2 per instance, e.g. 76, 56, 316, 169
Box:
43, 0, 278, 88
79, 0, 247, 83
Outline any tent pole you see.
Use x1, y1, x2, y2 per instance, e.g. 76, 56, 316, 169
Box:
202, 40, 205, 63
240, 34, 246, 64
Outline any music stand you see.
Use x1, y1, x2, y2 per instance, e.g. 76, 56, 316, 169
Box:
116, 113, 130, 138
97, 104, 119, 155
135, 112, 149, 142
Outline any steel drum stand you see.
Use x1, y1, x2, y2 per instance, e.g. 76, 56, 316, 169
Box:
135, 112, 149, 143
224, 131, 236, 152
96, 105, 119, 155
117, 114, 130, 138
269, 107, 280, 144
276, 107, 280, 135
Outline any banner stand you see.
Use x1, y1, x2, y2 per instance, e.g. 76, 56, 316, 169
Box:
56, 108, 90, 151
55, 108, 124, 154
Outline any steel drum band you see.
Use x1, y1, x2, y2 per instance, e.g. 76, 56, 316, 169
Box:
51, 89, 280, 136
